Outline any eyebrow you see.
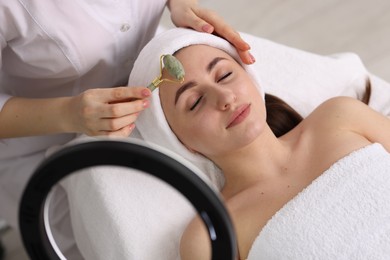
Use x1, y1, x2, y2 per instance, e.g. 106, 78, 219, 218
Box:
174, 80, 197, 105
174, 57, 227, 105
207, 57, 227, 73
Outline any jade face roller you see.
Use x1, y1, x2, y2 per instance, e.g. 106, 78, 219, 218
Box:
147, 54, 185, 92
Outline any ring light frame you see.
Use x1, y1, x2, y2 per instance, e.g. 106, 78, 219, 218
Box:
19, 140, 237, 260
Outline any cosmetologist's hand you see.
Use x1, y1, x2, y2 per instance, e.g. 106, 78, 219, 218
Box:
68, 86, 151, 137
168, 0, 255, 65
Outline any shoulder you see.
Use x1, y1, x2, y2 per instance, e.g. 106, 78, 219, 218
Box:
297, 96, 367, 142
305, 96, 366, 127
180, 216, 211, 260
305, 96, 390, 150
316, 96, 362, 114
313, 96, 387, 127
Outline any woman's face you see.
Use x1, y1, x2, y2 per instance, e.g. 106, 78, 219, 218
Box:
159, 45, 267, 159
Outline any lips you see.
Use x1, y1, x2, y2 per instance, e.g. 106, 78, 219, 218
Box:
226, 103, 251, 129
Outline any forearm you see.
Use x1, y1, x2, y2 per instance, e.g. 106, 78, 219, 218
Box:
0, 96, 73, 138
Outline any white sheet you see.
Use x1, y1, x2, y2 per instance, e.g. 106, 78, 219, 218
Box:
55, 32, 390, 260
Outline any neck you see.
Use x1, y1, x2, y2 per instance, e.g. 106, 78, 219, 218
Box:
212, 125, 294, 197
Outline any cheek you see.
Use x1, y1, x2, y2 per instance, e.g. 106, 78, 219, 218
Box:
174, 114, 218, 153
167, 115, 198, 144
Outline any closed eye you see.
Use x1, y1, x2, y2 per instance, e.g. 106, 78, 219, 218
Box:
189, 72, 232, 111
190, 96, 203, 111
217, 72, 232, 83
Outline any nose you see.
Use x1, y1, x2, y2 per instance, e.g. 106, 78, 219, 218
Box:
212, 87, 236, 110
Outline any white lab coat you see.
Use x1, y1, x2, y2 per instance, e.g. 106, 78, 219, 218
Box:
0, 0, 166, 242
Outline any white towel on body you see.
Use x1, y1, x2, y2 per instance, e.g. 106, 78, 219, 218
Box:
247, 143, 390, 260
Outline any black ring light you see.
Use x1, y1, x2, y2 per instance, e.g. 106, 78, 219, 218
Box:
19, 139, 237, 260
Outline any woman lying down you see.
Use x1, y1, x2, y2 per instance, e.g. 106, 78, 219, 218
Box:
129, 28, 390, 260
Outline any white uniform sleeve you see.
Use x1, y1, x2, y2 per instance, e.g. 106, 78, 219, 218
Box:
0, 33, 12, 112
0, 2, 13, 112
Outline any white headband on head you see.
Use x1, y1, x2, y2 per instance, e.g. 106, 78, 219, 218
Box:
128, 28, 263, 190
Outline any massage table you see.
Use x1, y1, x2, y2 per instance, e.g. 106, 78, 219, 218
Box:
18, 31, 390, 260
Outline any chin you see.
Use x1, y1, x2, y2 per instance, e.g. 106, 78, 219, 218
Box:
250, 122, 266, 139
237, 117, 266, 147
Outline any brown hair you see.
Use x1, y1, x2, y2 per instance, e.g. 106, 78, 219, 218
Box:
265, 93, 303, 137
265, 78, 372, 137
